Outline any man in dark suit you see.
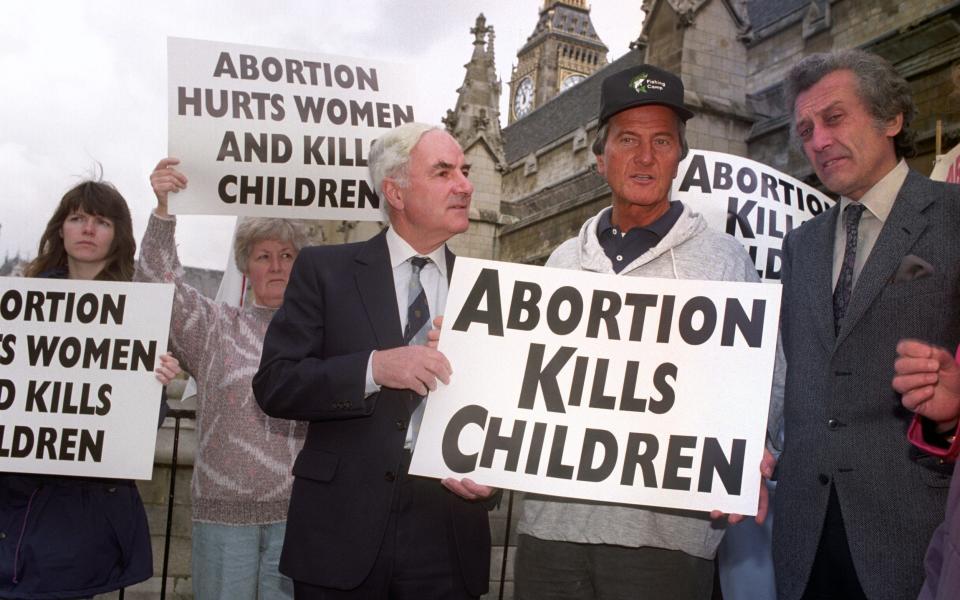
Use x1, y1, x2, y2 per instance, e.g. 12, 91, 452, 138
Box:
254, 123, 495, 599
773, 49, 960, 600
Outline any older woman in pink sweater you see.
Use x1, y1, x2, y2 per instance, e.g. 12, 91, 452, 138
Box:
136, 158, 307, 600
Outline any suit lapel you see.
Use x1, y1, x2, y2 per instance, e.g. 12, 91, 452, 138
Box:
836, 171, 931, 347
445, 246, 456, 284
354, 229, 404, 349
796, 206, 840, 353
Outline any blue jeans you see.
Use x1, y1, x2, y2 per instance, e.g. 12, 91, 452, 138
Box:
192, 521, 294, 600
717, 482, 777, 600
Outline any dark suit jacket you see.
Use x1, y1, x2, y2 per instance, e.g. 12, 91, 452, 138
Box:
253, 230, 491, 594
773, 171, 960, 600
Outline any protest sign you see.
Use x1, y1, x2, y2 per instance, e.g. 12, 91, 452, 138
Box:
673, 150, 834, 281
0, 278, 174, 479
167, 37, 424, 220
931, 142, 960, 184
410, 258, 781, 515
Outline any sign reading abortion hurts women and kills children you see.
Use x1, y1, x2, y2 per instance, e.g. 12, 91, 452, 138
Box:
167, 37, 423, 221
410, 258, 781, 515
0, 278, 174, 479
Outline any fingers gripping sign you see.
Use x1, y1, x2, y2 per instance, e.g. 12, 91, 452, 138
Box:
426, 315, 444, 349
372, 345, 452, 396
710, 448, 776, 525
150, 157, 189, 217
153, 352, 182, 386
442, 477, 497, 501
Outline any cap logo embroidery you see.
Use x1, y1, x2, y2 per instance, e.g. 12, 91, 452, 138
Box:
629, 73, 667, 94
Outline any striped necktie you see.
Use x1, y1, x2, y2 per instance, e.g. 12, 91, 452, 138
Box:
404, 256, 431, 345
404, 256, 430, 447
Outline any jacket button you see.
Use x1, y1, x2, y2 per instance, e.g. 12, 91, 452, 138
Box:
827, 419, 839, 430
107, 486, 117, 493
818, 474, 829, 485
0, 531, 6, 540
384, 471, 396, 482
396, 420, 407, 431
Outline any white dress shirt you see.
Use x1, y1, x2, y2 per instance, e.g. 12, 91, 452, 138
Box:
364, 227, 449, 395
831, 159, 909, 291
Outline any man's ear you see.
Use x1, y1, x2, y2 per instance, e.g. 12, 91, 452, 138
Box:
883, 112, 904, 139
595, 153, 607, 177
382, 178, 404, 212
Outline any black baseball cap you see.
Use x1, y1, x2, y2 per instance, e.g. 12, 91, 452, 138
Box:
598, 64, 694, 125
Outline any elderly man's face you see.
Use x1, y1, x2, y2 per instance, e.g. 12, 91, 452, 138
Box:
596, 105, 682, 229
387, 130, 473, 253
793, 69, 901, 200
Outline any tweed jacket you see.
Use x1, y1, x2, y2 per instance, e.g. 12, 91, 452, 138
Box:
773, 171, 960, 600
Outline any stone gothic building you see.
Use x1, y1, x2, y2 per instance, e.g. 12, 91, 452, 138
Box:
446, 0, 960, 266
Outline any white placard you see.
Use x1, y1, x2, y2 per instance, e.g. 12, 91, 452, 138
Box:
0, 278, 174, 479
410, 258, 781, 515
674, 149, 835, 281
167, 37, 425, 220
931, 142, 960, 184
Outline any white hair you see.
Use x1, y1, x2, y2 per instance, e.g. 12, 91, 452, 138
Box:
368, 122, 441, 218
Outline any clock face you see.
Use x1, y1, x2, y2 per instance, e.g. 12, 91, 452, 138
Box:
560, 74, 585, 92
514, 77, 534, 119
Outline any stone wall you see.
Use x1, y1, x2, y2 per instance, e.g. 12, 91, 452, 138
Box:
500, 169, 611, 265
501, 126, 599, 205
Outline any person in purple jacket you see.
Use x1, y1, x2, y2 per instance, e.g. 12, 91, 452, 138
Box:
894, 339, 960, 599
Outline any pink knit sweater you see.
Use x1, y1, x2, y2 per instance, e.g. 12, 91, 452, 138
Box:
136, 213, 306, 525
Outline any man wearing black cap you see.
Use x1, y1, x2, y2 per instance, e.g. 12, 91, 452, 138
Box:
512, 64, 781, 600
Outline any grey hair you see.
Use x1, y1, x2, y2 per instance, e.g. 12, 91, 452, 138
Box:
591, 114, 689, 160
233, 217, 308, 274
368, 122, 442, 217
784, 49, 917, 158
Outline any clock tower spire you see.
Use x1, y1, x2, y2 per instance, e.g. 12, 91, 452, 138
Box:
508, 0, 608, 123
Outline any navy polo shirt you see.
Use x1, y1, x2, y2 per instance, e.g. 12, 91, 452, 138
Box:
598, 201, 682, 273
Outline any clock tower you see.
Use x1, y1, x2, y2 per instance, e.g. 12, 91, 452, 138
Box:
508, 0, 608, 124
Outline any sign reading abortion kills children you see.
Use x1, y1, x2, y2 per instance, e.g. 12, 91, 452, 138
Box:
673, 149, 834, 281
167, 37, 423, 220
409, 258, 781, 514
0, 278, 174, 480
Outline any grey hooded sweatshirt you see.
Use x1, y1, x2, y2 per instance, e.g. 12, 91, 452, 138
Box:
516, 203, 784, 559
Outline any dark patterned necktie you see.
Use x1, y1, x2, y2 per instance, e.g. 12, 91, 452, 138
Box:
404, 256, 431, 345
833, 203, 866, 335
404, 256, 430, 447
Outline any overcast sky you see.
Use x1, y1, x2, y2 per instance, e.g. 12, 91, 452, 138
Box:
0, 1, 644, 269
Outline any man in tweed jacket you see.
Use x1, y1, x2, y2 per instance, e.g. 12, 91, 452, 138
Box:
774, 49, 960, 600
